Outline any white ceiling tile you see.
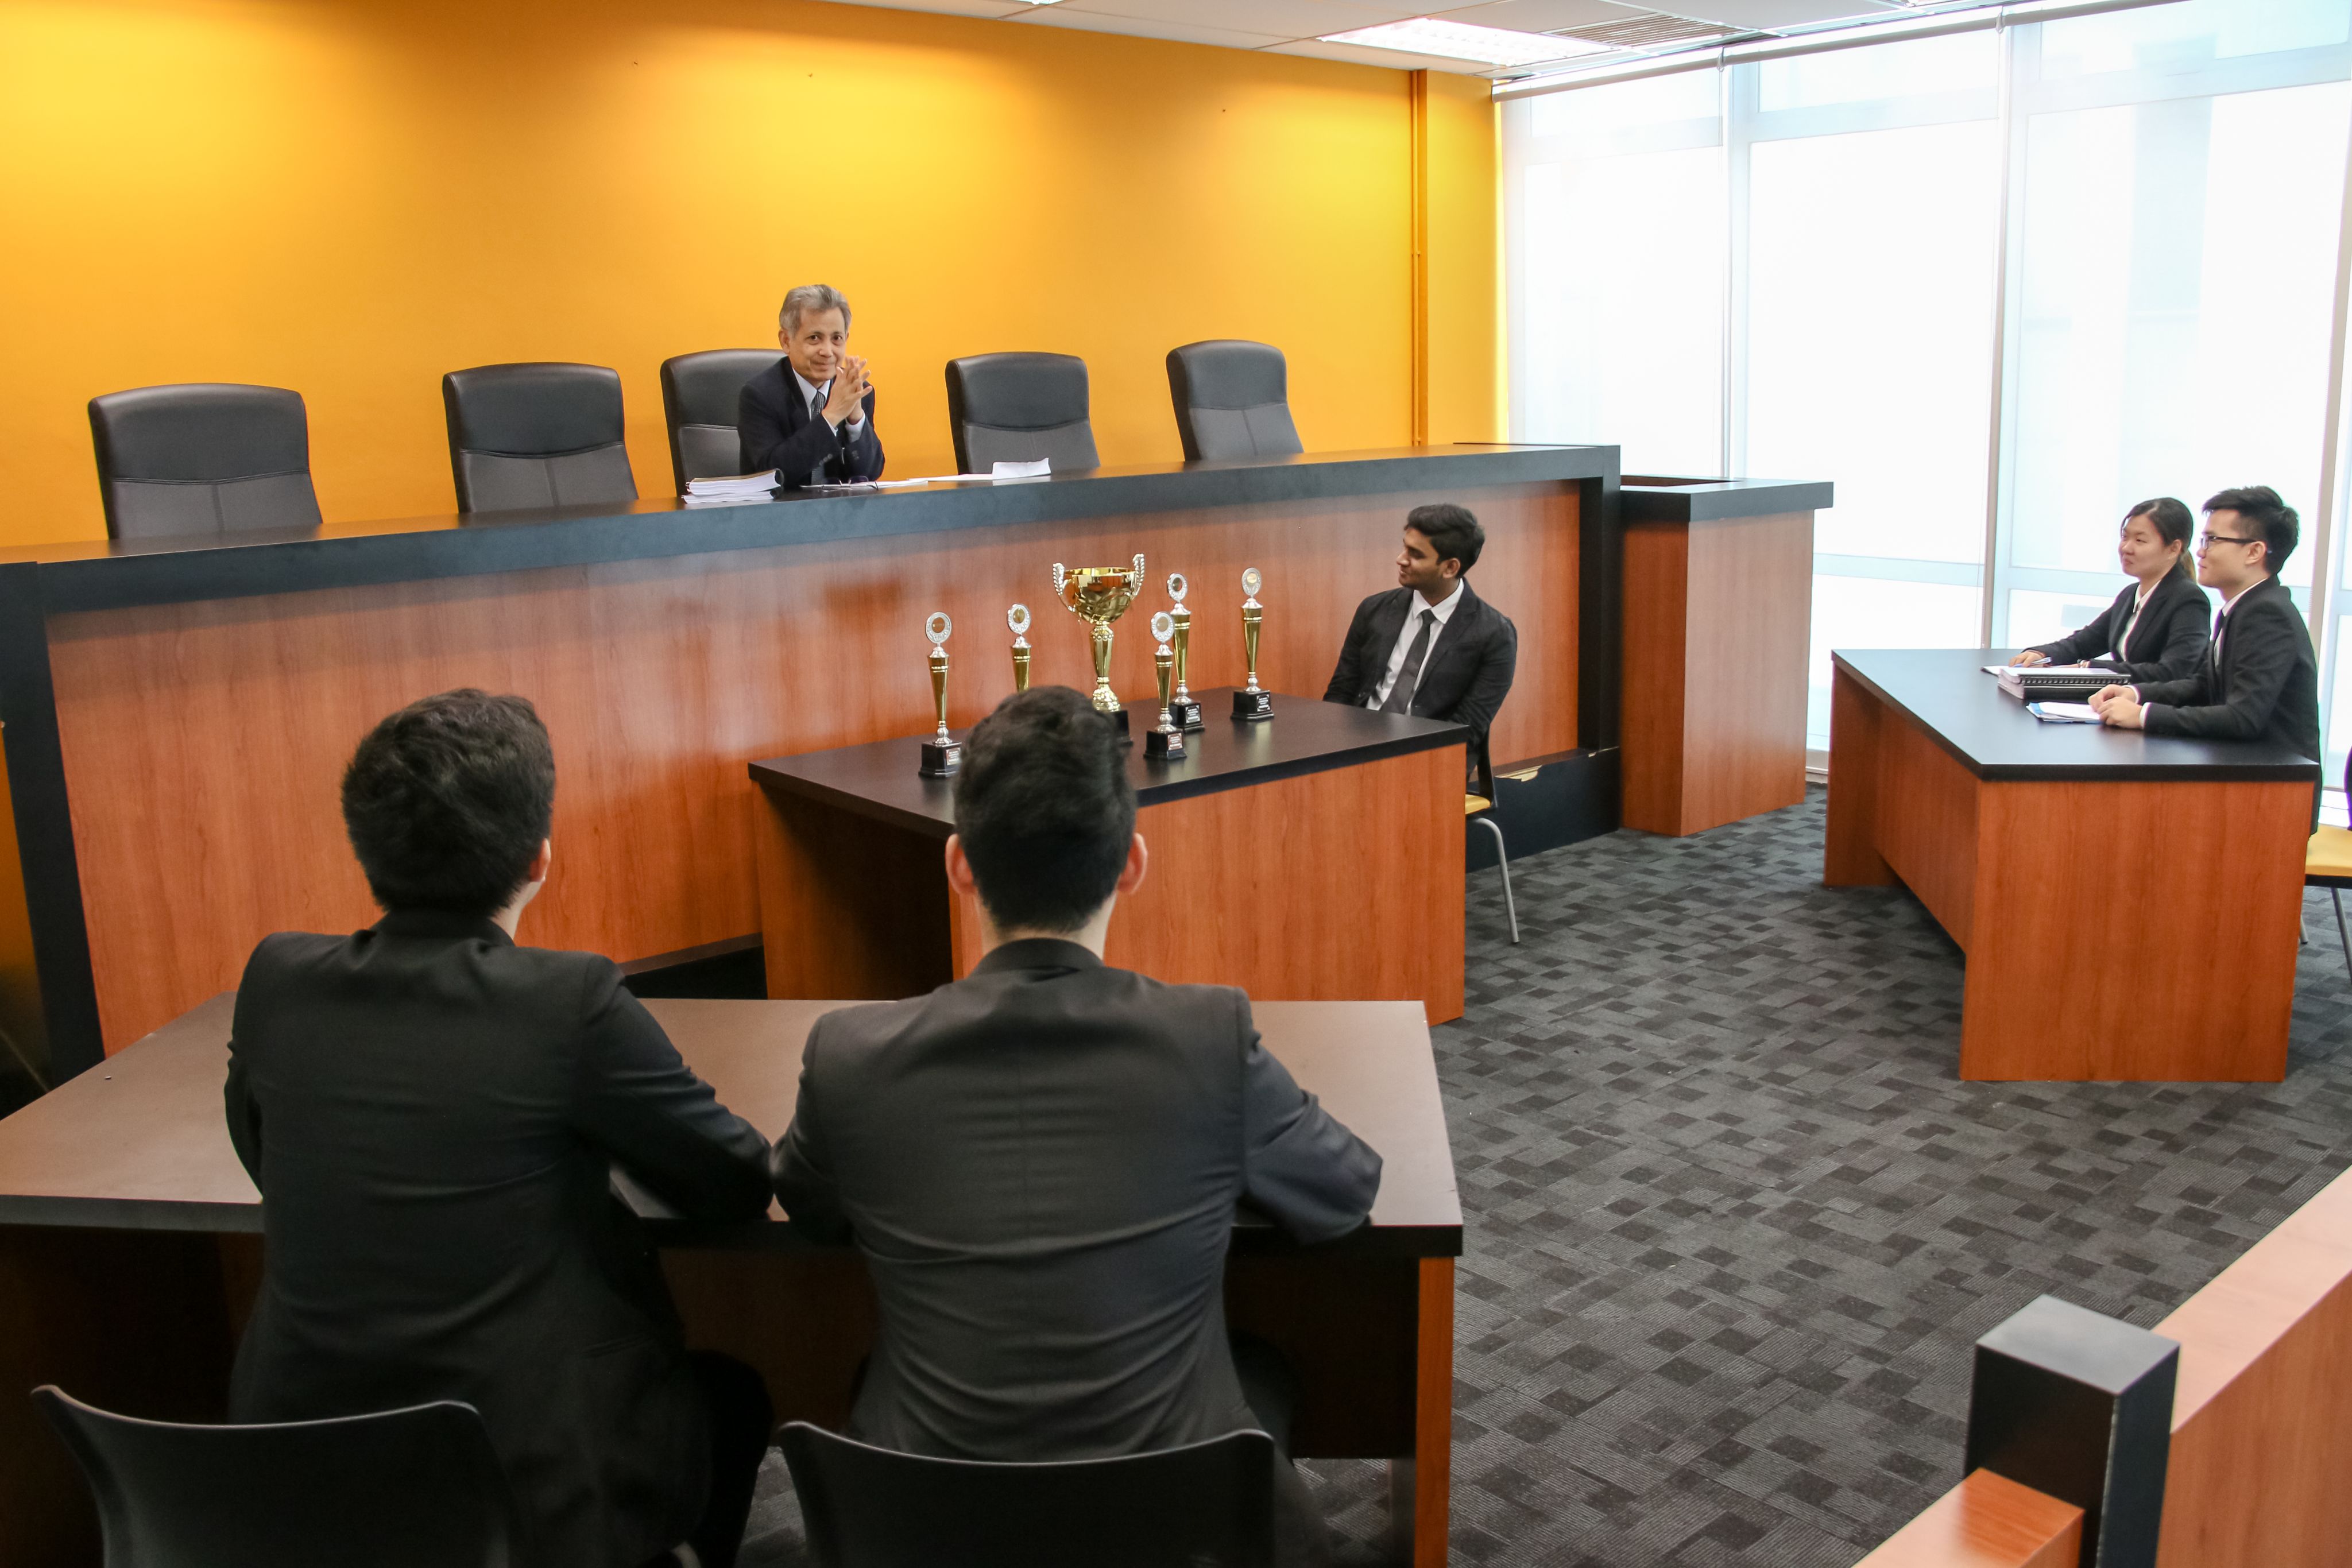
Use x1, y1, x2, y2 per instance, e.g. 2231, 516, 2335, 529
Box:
1423, 0, 1657, 29
1649, 0, 1902, 29
1045, 0, 1426, 38
812, 0, 1033, 18
1258, 37, 1503, 74
1008, 6, 1296, 48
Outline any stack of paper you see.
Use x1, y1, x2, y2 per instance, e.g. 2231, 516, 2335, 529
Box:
681, 471, 779, 508
2027, 701, 2103, 724
1990, 663, 2116, 702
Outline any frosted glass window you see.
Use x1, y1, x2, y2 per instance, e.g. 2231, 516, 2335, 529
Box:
1758, 31, 1997, 111
2006, 587, 2145, 653
2040, 0, 2350, 79
1747, 119, 2001, 563
2005, 82, 2350, 589
1530, 67, 1718, 140
1809, 576, 1984, 745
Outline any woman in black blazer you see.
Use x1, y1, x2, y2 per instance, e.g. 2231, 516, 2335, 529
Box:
2011, 496, 2210, 682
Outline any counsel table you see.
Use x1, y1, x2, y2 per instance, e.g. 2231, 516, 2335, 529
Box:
751, 692, 1469, 1022
1825, 648, 2319, 1081
0, 994, 1464, 1567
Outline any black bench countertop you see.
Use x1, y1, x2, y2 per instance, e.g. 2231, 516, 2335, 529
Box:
1621, 476, 1833, 523
752, 688, 1469, 837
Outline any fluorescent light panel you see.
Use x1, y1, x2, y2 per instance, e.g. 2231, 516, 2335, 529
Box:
1318, 16, 1614, 66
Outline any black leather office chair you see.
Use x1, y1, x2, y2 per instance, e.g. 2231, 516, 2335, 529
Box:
1166, 340, 1303, 461
778, 1421, 1274, 1568
87, 382, 324, 540
442, 362, 637, 513
34, 1385, 520, 1568
945, 353, 1100, 473
660, 349, 783, 490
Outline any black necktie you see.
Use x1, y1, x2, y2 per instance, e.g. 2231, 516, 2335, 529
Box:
1381, 609, 1437, 714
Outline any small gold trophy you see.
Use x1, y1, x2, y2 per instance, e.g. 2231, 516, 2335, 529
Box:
919, 611, 961, 776
1007, 603, 1032, 694
1051, 553, 1147, 729
1145, 610, 1187, 762
1232, 566, 1274, 721
1165, 571, 1203, 731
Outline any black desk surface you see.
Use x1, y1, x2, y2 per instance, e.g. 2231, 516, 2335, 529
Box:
751, 689, 1468, 837
0, 444, 1616, 615
1621, 476, 1833, 524
0, 994, 1461, 1259
1835, 648, 2322, 782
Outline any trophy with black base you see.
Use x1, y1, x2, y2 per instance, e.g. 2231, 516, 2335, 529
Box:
918, 610, 961, 776
1052, 554, 1146, 734
1232, 566, 1274, 721
1007, 603, 1032, 694
1165, 571, 1203, 730
1144, 611, 1187, 761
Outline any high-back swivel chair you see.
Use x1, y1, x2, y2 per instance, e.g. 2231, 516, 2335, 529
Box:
87, 382, 324, 540
659, 349, 783, 490
944, 353, 1100, 474
1165, 340, 1303, 461
441, 362, 637, 513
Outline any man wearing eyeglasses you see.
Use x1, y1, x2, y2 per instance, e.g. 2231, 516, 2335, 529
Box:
2090, 485, 2322, 821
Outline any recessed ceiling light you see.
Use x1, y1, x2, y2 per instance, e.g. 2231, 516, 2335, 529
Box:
1318, 17, 1612, 67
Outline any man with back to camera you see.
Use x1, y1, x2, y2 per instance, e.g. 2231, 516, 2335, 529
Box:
223, 689, 775, 1568
2090, 485, 2323, 823
1324, 502, 1519, 777
738, 282, 884, 486
769, 686, 1383, 1565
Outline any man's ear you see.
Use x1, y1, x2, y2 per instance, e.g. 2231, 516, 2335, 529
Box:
945, 834, 978, 897
1440, 557, 1463, 581
1116, 833, 1149, 897
527, 838, 552, 885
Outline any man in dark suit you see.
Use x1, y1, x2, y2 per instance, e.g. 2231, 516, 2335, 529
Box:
2091, 485, 2323, 821
224, 690, 776, 1568
770, 686, 1382, 1565
1323, 502, 1518, 776
738, 282, 884, 486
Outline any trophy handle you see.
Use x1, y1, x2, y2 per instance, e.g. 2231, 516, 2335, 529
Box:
1051, 563, 1066, 593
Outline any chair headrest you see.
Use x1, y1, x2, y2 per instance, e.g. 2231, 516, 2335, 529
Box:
88, 383, 310, 481
1167, 340, 1288, 411
946, 353, 1090, 431
443, 363, 624, 456
662, 350, 784, 428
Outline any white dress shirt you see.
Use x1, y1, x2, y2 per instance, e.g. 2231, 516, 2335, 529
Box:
1367, 580, 1464, 710
2114, 578, 2157, 661
2211, 578, 2258, 662
791, 368, 868, 485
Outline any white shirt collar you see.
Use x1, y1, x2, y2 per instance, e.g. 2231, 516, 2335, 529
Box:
2220, 576, 2266, 616
791, 367, 829, 405
1413, 579, 1466, 625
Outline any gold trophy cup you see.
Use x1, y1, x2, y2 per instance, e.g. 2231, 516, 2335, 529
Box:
1165, 571, 1203, 730
918, 611, 962, 776
1145, 610, 1186, 762
1232, 566, 1274, 721
1051, 553, 1147, 726
1007, 603, 1032, 694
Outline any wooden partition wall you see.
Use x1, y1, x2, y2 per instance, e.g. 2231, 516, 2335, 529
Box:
1852, 1162, 2352, 1567
36, 481, 1580, 1054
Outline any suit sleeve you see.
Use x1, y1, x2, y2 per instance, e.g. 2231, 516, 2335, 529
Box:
2142, 603, 2300, 741
768, 1020, 852, 1244
844, 389, 884, 480
1447, 612, 1518, 742
738, 378, 840, 482
570, 963, 773, 1221
1323, 602, 1372, 705
223, 986, 264, 1187
2113, 590, 2211, 684
1235, 994, 1381, 1242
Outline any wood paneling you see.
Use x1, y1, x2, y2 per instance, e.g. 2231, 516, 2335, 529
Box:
1873, 712, 1980, 949
1851, 1469, 2083, 1568
1411, 1256, 1455, 1568
1825, 663, 1894, 886
755, 745, 1469, 1025
49, 485, 1570, 1052
1622, 513, 1812, 837
1962, 777, 2304, 1081
2154, 1162, 2352, 1566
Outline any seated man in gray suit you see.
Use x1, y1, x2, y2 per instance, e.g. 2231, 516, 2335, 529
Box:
770, 686, 1382, 1564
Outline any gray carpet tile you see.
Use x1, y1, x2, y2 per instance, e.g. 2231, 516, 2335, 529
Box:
742, 785, 2352, 1565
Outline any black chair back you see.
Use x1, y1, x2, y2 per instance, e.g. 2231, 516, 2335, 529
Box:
945, 352, 1100, 474
777, 1420, 1275, 1568
87, 382, 324, 540
33, 1384, 519, 1568
1166, 340, 1303, 462
441, 362, 637, 513
660, 349, 783, 489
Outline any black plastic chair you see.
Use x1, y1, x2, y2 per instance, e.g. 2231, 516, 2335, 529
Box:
1166, 340, 1303, 461
778, 1420, 1275, 1568
87, 382, 324, 540
660, 349, 783, 489
441, 361, 637, 513
943, 352, 1100, 474
34, 1384, 520, 1568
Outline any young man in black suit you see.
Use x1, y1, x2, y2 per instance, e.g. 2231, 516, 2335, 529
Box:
769, 686, 1382, 1566
2091, 485, 2323, 820
1322, 502, 1518, 777
737, 282, 884, 486
224, 690, 775, 1568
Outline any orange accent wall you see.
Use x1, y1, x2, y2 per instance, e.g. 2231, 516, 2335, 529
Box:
0, 0, 1500, 544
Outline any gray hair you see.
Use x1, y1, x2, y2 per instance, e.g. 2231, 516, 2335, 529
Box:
779, 284, 852, 337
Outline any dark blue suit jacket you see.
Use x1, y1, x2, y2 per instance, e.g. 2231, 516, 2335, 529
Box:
738, 362, 884, 486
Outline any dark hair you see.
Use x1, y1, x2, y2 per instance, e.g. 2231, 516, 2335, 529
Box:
1406, 503, 1484, 576
2125, 497, 2194, 574
952, 686, 1136, 934
341, 689, 555, 917
2204, 485, 2299, 576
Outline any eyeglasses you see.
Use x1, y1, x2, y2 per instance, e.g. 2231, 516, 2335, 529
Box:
2195, 534, 2262, 553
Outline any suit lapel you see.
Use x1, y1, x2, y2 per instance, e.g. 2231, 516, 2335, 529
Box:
1416, 583, 1479, 691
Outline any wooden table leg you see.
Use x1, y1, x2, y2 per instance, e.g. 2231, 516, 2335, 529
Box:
1825, 664, 1894, 886
1408, 1256, 1454, 1567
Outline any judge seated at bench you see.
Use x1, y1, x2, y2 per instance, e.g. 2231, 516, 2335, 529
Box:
2091, 485, 2323, 822
769, 685, 1382, 1567
223, 688, 776, 1568
739, 282, 885, 486
2008, 496, 2210, 682
1323, 502, 1518, 776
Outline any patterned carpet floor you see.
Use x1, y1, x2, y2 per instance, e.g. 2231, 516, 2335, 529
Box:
745, 786, 2352, 1566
